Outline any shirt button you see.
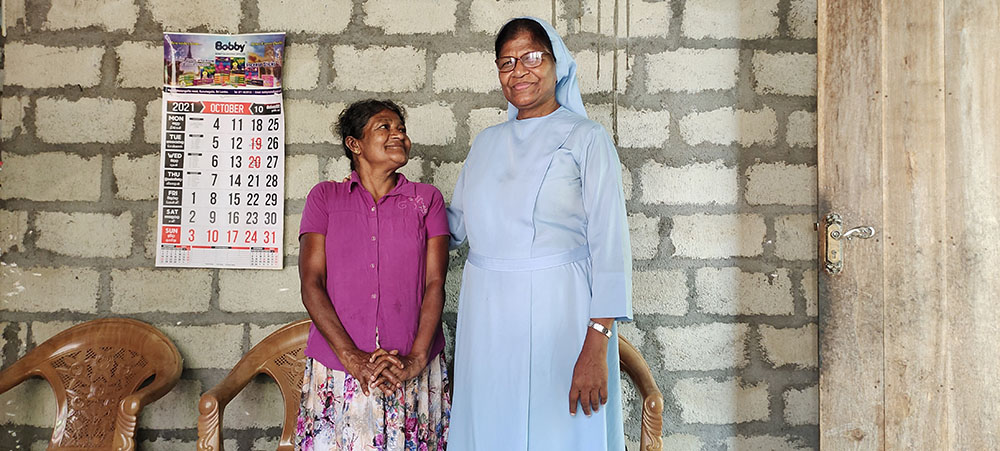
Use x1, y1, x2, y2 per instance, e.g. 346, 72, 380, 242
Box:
371, 236, 376, 241
371, 293, 377, 299
370, 263, 376, 269
371, 206, 376, 212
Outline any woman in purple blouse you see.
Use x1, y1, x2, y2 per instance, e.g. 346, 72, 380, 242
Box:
294, 100, 451, 450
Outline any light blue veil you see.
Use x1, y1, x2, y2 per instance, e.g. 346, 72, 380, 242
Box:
504, 17, 588, 120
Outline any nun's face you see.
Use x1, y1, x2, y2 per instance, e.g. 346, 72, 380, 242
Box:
498, 32, 559, 119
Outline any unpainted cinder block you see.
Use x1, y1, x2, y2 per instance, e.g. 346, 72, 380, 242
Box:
632, 269, 688, 315
679, 107, 777, 147
284, 100, 344, 144
724, 434, 813, 451
775, 215, 817, 261
5, 43, 103, 89
575, 51, 631, 94
218, 266, 304, 313
113, 153, 159, 200
332, 46, 426, 92
159, 324, 245, 369
655, 322, 750, 371
639, 160, 738, 206
759, 323, 818, 369
258, 0, 351, 33
628, 212, 661, 261
646, 48, 740, 93
364, 0, 458, 34
784, 385, 819, 425
284, 44, 321, 90
286, 154, 322, 199
147, 0, 240, 32
745, 163, 817, 206
695, 267, 794, 315
35, 97, 136, 144
2, 266, 100, 313
789, 0, 819, 39
787, 110, 817, 148
671, 214, 767, 259
35, 212, 133, 258
110, 268, 212, 313
673, 377, 769, 424
0, 153, 102, 202
116, 41, 163, 88
753, 51, 817, 97
468, 0, 566, 33
0, 210, 29, 254
683, 0, 780, 39
43, 0, 138, 32
433, 52, 498, 94
404, 103, 457, 146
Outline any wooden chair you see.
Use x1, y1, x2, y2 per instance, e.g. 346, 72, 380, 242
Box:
0, 318, 182, 451
619, 334, 665, 451
197, 319, 310, 451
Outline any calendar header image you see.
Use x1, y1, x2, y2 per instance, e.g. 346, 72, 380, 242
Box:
163, 32, 285, 89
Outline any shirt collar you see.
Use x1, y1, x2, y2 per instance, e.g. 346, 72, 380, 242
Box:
347, 171, 416, 198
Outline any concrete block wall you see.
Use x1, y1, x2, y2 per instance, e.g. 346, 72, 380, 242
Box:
0, 0, 818, 449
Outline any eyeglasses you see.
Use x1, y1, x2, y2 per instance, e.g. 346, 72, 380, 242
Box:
495, 51, 550, 73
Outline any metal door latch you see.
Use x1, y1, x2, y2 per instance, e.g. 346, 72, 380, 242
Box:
824, 213, 876, 274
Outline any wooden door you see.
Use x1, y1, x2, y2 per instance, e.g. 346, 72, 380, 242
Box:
818, 0, 1000, 449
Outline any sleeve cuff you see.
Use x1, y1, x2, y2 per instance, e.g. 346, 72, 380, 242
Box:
589, 272, 633, 321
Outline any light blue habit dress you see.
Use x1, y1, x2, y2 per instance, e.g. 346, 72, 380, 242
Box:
446, 17, 633, 451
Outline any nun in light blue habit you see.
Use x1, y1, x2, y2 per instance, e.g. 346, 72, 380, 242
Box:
447, 16, 633, 450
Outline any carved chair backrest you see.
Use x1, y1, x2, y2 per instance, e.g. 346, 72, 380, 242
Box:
197, 319, 310, 451
0, 318, 182, 450
255, 319, 310, 441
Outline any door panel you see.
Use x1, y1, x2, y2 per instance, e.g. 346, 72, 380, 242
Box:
882, 0, 948, 447
820, 0, 1000, 448
942, 1, 1000, 448
817, 0, 885, 448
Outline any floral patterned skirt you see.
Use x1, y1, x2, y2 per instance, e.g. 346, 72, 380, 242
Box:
294, 354, 451, 451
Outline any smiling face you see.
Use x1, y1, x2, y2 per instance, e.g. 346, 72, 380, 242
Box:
346, 109, 411, 172
498, 31, 559, 119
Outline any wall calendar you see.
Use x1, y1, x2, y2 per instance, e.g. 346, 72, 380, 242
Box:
156, 32, 286, 269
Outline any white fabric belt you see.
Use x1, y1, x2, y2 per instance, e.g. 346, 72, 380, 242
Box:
467, 245, 589, 272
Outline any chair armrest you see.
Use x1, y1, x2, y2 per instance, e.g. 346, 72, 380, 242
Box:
0, 364, 31, 395
197, 360, 261, 451
114, 365, 183, 451
122, 364, 184, 414
638, 390, 664, 451
0, 346, 49, 394
197, 391, 226, 451
618, 335, 665, 451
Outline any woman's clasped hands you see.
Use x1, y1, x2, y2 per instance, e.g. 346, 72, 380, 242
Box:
341, 347, 428, 396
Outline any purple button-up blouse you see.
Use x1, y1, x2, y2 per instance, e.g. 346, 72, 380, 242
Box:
299, 172, 449, 371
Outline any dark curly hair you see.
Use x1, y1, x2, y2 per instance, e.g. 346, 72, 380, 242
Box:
495, 18, 555, 62
336, 99, 406, 171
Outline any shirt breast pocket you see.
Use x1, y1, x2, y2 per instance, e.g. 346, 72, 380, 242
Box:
392, 204, 426, 253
